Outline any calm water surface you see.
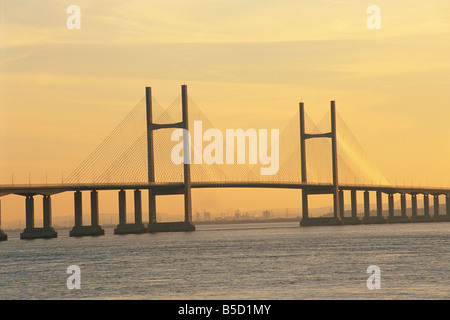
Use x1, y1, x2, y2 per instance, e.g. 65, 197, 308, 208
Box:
0, 222, 449, 299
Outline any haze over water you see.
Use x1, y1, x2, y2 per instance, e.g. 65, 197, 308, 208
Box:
1, 222, 448, 299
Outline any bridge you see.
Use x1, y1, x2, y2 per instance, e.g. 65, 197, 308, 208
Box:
0, 85, 449, 241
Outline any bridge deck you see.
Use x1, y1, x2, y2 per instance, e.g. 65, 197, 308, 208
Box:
1, 182, 450, 197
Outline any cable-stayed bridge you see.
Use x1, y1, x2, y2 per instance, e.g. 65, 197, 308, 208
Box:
0, 85, 449, 240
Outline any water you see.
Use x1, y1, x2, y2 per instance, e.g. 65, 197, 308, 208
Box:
0, 222, 449, 299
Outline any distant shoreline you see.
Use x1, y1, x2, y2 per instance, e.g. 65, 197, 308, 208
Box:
194, 217, 300, 225
3, 217, 302, 232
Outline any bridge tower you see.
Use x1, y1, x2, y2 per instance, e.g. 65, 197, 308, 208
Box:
299, 101, 343, 226
146, 85, 195, 232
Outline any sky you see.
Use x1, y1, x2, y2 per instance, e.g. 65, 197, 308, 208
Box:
1, 0, 449, 224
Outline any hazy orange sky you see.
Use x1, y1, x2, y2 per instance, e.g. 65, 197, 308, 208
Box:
1, 0, 449, 224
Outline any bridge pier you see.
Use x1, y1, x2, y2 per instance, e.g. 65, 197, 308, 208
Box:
362, 191, 386, 224
438, 195, 450, 221
26, 195, 33, 229
364, 191, 370, 218
388, 194, 394, 217
342, 190, 361, 225
119, 190, 126, 225
301, 189, 308, 220
0, 199, 7, 241
411, 194, 433, 223
69, 190, 105, 237
447, 195, 450, 216
376, 191, 383, 218
433, 194, 450, 222
114, 189, 148, 234
90, 190, 100, 228
387, 193, 411, 223
411, 194, 417, 217
20, 195, 57, 239
433, 195, 439, 217
401, 194, 407, 217
351, 190, 357, 218
148, 189, 157, 224
424, 194, 430, 216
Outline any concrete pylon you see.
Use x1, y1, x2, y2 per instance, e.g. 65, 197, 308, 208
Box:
181, 84, 194, 225
299, 101, 342, 226
146, 85, 195, 232
299, 102, 308, 221
330, 101, 341, 221
146, 86, 157, 226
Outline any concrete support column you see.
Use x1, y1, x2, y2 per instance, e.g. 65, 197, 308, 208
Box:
401, 194, 407, 217
447, 195, 450, 216
74, 191, 83, 227
91, 190, 99, 227
351, 190, 357, 218
148, 190, 157, 224
299, 102, 308, 221
70, 190, 104, 237
146, 87, 157, 227
339, 190, 344, 218
411, 194, 433, 223
302, 190, 309, 219
388, 194, 394, 217
330, 101, 340, 220
25, 195, 35, 230
411, 194, 417, 217
118, 190, 126, 226
134, 189, 142, 225
423, 194, 429, 216
0, 199, 7, 241
333, 187, 340, 219
376, 191, 382, 217
114, 189, 147, 235
388, 193, 409, 223
363, 190, 385, 224
182, 85, 193, 225
364, 191, 370, 218
434, 195, 439, 217
299, 101, 307, 181
43, 195, 52, 228
21, 195, 57, 239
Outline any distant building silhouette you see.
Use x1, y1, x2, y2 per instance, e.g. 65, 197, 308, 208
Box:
262, 210, 271, 220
